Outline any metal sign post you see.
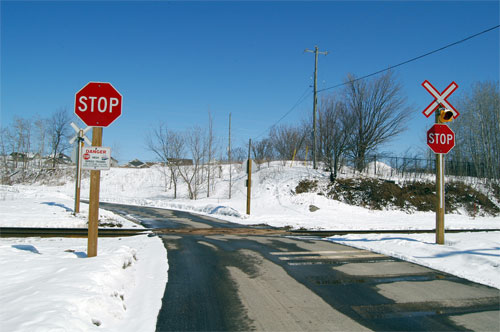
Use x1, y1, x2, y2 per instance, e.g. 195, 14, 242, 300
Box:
75, 135, 83, 214
69, 123, 91, 215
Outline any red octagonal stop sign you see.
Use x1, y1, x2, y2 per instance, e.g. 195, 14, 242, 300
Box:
75, 82, 122, 127
427, 124, 455, 154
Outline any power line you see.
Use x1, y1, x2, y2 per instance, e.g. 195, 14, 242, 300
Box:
253, 86, 311, 140
252, 24, 499, 141
318, 24, 500, 93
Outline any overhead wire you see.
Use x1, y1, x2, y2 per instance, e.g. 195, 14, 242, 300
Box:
253, 85, 312, 140
318, 24, 500, 93
251, 24, 499, 142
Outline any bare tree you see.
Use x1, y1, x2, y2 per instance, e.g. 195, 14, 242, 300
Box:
145, 123, 184, 198
0, 126, 12, 183
230, 147, 246, 162
178, 126, 207, 200
251, 138, 273, 166
206, 111, 218, 197
12, 117, 31, 170
451, 80, 499, 179
317, 95, 354, 180
34, 117, 49, 168
48, 108, 71, 169
269, 124, 304, 163
343, 71, 409, 171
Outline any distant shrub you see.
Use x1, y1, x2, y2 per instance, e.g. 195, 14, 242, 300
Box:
490, 182, 500, 202
295, 179, 318, 194
323, 178, 499, 216
446, 182, 500, 217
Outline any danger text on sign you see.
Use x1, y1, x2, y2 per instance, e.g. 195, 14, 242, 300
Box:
81, 147, 111, 170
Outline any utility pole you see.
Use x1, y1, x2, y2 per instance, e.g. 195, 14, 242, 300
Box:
246, 138, 252, 215
228, 113, 232, 199
305, 46, 328, 170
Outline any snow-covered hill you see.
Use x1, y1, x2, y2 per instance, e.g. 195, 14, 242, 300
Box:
62, 161, 500, 230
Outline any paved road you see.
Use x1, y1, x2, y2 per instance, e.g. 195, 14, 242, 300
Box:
100, 202, 500, 332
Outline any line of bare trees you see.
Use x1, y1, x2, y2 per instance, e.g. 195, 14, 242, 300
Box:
146, 112, 223, 200
251, 76, 499, 182
449, 80, 499, 180
145, 76, 498, 200
250, 71, 410, 179
146, 72, 411, 200
1, 109, 72, 183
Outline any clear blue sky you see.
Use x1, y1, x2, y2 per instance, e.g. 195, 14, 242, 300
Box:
1, 0, 499, 163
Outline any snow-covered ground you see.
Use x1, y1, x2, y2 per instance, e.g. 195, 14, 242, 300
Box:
1, 162, 499, 331
76, 162, 500, 231
0, 186, 168, 332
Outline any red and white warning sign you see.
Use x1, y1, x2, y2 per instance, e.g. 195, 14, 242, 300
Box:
81, 147, 111, 170
422, 80, 459, 119
427, 124, 455, 154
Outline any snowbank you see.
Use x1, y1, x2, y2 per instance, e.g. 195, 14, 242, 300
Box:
328, 231, 500, 289
0, 236, 168, 332
0, 185, 168, 332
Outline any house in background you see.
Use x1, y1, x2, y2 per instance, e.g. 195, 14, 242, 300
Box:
110, 157, 119, 167
124, 158, 194, 168
125, 159, 148, 168
167, 158, 193, 166
39, 153, 72, 168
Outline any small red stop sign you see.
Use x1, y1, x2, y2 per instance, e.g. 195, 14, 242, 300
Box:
427, 124, 455, 154
75, 82, 122, 127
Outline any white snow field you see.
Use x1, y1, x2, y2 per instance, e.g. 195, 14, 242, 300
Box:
0, 161, 498, 331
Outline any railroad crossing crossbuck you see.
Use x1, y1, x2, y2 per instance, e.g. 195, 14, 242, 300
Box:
422, 80, 459, 119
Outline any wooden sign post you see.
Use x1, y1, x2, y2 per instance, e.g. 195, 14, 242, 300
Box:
74, 82, 122, 258
87, 127, 102, 257
421, 80, 459, 245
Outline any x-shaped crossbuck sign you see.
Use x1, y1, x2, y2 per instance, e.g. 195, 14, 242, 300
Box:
69, 122, 92, 146
422, 80, 460, 119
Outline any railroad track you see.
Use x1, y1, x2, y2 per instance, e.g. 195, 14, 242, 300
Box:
1, 227, 499, 238
0, 227, 150, 238
290, 228, 500, 237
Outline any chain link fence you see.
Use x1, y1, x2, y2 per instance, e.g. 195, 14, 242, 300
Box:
337, 155, 499, 183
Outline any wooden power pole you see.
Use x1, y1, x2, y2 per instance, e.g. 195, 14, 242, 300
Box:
305, 46, 328, 170
228, 113, 232, 199
246, 138, 252, 215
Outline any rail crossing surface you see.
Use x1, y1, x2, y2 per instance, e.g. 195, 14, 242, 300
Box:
96, 202, 499, 332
